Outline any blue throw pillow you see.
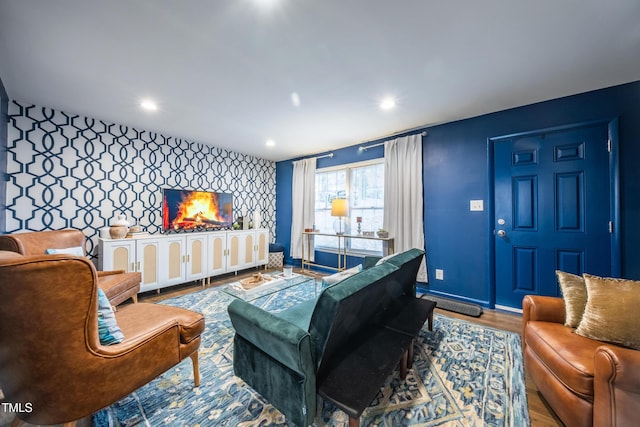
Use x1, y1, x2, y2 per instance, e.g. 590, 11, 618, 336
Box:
45, 246, 85, 256
321, 264, 363, 288
97, 288, 124, 345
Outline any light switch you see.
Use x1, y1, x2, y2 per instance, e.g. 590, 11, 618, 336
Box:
470, 200, 484, 211
435, 269, 444, 280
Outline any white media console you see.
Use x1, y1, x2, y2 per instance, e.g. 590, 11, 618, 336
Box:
99, 228, 269, 293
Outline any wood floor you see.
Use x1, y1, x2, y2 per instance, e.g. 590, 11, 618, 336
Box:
139, 268, 564, 427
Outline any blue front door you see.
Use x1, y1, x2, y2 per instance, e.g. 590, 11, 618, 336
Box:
493, 123, 612, 309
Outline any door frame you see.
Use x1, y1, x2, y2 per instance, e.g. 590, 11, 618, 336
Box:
487, 119, 620, 310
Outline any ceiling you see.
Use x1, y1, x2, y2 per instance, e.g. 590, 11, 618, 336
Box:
1, 1, 639, 161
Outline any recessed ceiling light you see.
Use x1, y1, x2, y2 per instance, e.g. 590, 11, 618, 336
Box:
265, 139, 276, 147
290, 92, 301, 107
379, 97, 396, 111
253, 0, 279, 10
140, 99, 158, 111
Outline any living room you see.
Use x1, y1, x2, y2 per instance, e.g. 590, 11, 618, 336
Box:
1, 2, 640, 426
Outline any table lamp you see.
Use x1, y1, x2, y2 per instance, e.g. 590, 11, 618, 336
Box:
331, 198, 348, 235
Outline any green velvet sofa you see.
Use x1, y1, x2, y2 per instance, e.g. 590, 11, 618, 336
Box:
227, 248, 426, 426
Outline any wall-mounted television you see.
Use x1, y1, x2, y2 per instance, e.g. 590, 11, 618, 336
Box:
162, 188, 233, 232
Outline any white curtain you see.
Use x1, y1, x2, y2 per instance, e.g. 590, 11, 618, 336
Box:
383, 134, 428, 282
290, 158, 316, 261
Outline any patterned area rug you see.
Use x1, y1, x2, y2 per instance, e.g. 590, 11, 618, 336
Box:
93, 281, 529, 426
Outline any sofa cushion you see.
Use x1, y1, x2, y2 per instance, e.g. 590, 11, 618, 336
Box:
277, 299, 317, 331
309, 262, 399, 368
556, 270, 587, 328
382, 248, 425, 295
98, 272, 141, 304
525, 321, 600, 400
575, 274, 640, 350
116, 303, 205, 346
97, 288, 124, 345
0, 251, 24, 261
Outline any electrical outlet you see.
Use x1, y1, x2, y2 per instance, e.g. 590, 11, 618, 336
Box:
435, 269, 444, 280
470, 200, 484, 211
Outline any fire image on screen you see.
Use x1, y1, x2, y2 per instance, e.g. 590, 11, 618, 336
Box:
162, 189, 233, 231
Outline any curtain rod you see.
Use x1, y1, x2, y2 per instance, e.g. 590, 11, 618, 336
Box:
358, 131, 427, 151
292, 152, 333, 163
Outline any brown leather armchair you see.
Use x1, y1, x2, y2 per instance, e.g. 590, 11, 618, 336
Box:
0, 229, 140, 305
522, 295, 640, 427
0, 251, 205, 426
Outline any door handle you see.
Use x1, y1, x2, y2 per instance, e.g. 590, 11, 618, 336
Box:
497, 230, 507, 238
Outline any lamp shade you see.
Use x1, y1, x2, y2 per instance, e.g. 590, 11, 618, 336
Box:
331, 198, 348, 217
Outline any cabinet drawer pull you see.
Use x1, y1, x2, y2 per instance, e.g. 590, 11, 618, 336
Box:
137, 261, 141, 271
131, 262, 135, 271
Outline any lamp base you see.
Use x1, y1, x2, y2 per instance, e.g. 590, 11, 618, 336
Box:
333, 218, 349, 235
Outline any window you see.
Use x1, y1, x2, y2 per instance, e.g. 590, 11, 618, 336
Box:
314, 160, 384, 254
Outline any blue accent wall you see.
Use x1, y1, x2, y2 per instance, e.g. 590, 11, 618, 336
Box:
276, 140, 385, 268
276, 80, 640, 308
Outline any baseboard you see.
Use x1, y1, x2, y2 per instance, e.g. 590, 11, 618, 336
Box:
420, 294, 484, 317
494, 304, 523, 315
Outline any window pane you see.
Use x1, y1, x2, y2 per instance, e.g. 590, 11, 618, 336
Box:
314, 161, 384, 254
315, 169, 346, 249
349, 163, 384, 252
351, 163, 384, 209
314, 210, 334, 248
315, 170, 346, 211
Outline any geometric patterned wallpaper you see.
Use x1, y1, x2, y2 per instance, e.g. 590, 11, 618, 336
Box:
6, 100, 275, 261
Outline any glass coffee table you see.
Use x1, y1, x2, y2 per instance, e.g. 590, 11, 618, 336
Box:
221, 271, 317, 303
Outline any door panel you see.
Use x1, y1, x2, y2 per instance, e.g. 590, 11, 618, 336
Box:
494, 124, 611, 308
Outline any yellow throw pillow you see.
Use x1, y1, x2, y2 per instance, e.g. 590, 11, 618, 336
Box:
575, 274, 640, 350
556, 271, 587, 328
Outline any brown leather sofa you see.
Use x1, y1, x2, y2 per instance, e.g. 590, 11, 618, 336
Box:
0, 251, 205, 426
0, 229, 140, 305
522, 295, 640, 427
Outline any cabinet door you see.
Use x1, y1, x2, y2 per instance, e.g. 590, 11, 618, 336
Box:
227, 230, 254, 272
185, 234, 207, 281
136, 238, 162, 292
160, 236, 186, 287
100, 239, 136, 272
255, 229, 269, 265
207, 233, 227, 276
244, 232, 255, 267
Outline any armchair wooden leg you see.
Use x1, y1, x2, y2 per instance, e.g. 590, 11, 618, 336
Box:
348, 416, 360, 427
132, 294, 138, 303
190, 352, 200, 387
400, 350, 408, 380
407, 339, 414, 369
